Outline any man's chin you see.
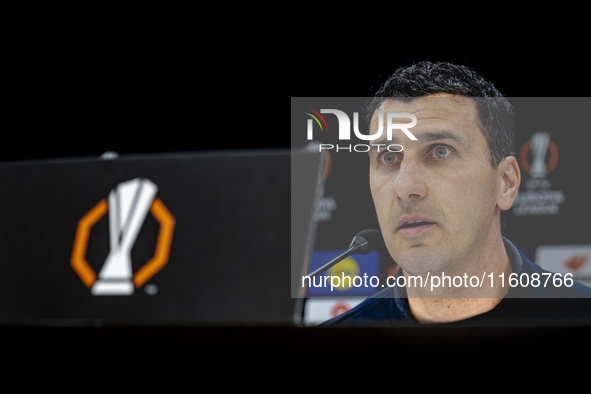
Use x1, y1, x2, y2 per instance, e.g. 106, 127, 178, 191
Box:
393, 245, 450, 276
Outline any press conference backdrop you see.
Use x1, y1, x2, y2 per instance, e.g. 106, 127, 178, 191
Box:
0, 149, 322, 325
292, 97, 591, 325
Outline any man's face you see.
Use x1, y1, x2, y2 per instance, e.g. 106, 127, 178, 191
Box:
369, 96, 501, 275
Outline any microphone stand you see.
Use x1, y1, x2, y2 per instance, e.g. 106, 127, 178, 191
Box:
307, 237, 369, 277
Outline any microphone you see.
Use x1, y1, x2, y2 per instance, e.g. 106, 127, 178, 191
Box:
307, 229, 382, 277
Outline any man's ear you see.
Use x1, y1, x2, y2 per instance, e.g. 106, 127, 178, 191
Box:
497, 156, 521, 211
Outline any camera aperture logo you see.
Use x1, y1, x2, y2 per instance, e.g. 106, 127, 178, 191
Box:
303, 108, 418, 152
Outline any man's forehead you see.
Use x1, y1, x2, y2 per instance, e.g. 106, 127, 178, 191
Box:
369, 95, 480, 134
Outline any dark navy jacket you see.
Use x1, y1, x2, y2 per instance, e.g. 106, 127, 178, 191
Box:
321, 238, 591, 326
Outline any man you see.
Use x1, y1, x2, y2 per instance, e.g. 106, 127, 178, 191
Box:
322, 62, 591, 326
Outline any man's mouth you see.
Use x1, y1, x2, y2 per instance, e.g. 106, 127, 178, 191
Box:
399, 220, 435, 229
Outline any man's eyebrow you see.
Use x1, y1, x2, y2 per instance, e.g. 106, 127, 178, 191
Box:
367, 135, 401, 152
368, 130, 468, 154
420, 130, 468, 146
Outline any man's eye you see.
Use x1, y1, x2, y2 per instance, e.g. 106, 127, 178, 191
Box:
429, 146, 452, 159
381, 153, 399, 165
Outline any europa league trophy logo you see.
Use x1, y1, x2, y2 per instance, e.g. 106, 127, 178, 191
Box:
91, 178, 158, 295
514, 131, 564, 216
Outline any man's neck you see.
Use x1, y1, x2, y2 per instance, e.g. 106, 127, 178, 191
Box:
405, 235, 514, 324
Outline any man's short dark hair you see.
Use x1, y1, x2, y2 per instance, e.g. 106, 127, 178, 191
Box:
366, 61, 515, 167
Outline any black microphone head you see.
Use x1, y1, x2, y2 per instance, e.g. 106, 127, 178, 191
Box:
351, 229, 382, 254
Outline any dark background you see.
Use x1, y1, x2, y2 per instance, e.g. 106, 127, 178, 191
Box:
7, 48, 588, 163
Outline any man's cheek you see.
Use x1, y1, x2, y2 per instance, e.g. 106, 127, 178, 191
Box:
369, 178, 385, 207
371, 188, 390, 230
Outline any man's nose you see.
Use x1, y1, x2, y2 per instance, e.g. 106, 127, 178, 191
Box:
392, 159, 427, 202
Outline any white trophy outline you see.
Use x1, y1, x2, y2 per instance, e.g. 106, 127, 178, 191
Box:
530, 131, 550, 179
91, 178, 158, 295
